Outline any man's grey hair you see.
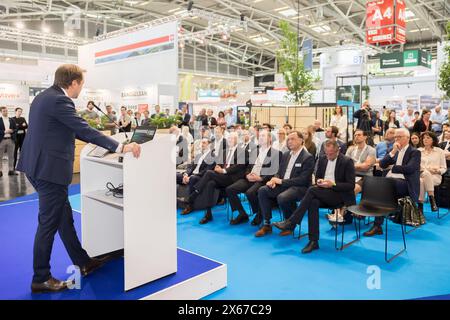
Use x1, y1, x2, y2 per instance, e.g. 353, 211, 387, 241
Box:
396, 127, 410, 138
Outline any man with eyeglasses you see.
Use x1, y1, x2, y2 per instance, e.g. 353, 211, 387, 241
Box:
364, 128, 421, 237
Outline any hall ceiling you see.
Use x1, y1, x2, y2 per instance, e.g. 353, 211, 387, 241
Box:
0, 0, 448, 75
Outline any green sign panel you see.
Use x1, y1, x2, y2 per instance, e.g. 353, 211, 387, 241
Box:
380, 52, 403, 68
380, 50, 431, 69
403, 50, 419, 67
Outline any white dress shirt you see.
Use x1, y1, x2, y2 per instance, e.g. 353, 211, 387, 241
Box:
386, 145, 409, 180
2, 116, 11, 138
251, 146, 270, 176
192, 150, 211, 175
283, 148, 303, 179
61, 86, 123, 153
324, 158, 337, 183
214, 137, 223, 155
225, 146, 237, 168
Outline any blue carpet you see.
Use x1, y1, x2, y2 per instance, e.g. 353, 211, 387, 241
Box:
0, 189, 222, 300
3, 187, 450, 300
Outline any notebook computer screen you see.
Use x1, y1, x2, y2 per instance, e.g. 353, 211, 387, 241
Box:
130, 125, 157, 144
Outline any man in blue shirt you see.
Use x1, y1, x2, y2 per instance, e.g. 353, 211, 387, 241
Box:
374, 128, 395, 176
376, 128, 395, 160
431, 105, 447, 135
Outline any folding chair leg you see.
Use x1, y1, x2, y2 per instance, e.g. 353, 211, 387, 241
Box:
385, 216, 407, 263
293, 224, 308, 240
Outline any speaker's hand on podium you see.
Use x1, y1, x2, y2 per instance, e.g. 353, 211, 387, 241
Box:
123, 142, 141, 158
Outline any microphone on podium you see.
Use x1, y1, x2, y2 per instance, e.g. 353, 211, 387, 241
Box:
93, 104, 129, 139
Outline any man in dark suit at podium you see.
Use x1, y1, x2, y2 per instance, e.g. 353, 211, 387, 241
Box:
16, 64, 141, 293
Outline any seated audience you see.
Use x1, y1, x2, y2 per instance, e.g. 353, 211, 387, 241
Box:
384, 110, 400, 132
302, 129, 317, 157
410, 131, 422, 149
364, 128, 421, 237
273, 128, 288, 152
225, 130, 282, 225
417, 131, 447, 212
212, 125, 227, 165
184, 132, 249, 224
283, 123, 293, 135
169, 125, 188, 165
318, 126, 347, 157
272, 140, 356, 254
439, 128, 450, 174
255, 131, 315, 236
329, 129, 375, 222
177, 138, 215, 206
412, 109, 433, 134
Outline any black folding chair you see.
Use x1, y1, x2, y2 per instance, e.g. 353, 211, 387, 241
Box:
347, 176, 407, 263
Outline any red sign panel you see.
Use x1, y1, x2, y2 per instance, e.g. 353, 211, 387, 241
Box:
366, 0, 406, 45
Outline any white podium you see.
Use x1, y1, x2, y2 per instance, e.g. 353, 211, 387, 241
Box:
80, 133, 177, 291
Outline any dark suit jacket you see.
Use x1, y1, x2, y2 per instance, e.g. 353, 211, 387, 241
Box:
0, 117, 17, 142
180, 113, 191, 127
12, 116, 28, 134
439, 141, 450, 172
315, 153, 356, 206
383, 120, 400, 132
412, 119, 433, 133
222, 146, 249, 182
247, 147, 282, 183
16, 85, 119, 185
207, 116, 217, 127
275, 148, 315, 188
185, 151, 215, 177
379, 145, 421, 203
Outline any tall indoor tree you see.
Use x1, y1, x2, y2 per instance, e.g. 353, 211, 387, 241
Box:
276, 20, 318, 105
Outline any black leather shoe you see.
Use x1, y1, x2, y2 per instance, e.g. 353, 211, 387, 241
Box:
31, 277, 69, 293
8, 171, 18, 176
363, 225, 383, 237
230, 213, 249, 225
0, 171, 2, 177
429, 196, 438, 212
251, 215, 262, 226
81, 257, 109, 277
199, 212, 213, 224
272, 220, 295, 231
301, 240, 319, 254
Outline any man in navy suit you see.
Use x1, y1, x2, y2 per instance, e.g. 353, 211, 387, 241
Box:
364, 128, 421, 237
255, 131, 315, 237
16, 64, 141, 293
273, 140, 356, 253
0, 106, 18, 177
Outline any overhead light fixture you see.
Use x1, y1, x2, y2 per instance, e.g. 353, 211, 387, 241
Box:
279, 9, 297, 17
406, 18, 420, 22
274, 6, 290, 12
42, 25, 50, 33
15, 21, 25, 29
179, 40, 185, 48
67, 31, 74, 37
221, 32, 229, 41
405, 10, 415, 19
168, 7, 181, 13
